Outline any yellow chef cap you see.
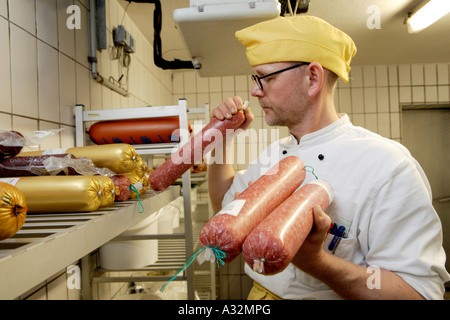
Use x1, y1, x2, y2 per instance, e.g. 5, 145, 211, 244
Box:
235, 15, 357, 83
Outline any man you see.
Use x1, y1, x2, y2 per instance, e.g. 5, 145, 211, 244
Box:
207, 15, 449, 299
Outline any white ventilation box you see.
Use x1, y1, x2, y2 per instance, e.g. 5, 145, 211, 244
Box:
173, 0, 281, 77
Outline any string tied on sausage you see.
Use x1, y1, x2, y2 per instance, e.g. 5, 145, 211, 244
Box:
160, 245, 226, 292
129, 184, 144, 213
303, 165, 318, 180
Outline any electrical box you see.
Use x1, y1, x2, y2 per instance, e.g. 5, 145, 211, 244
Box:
113, 25, 136, 53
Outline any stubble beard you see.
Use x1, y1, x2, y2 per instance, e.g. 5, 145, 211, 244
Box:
262, 94, 310, 128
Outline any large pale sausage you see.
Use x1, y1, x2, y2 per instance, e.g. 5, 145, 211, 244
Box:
198, 156, 306, 264
149, 110, 246, 191
242, 180, 334, 275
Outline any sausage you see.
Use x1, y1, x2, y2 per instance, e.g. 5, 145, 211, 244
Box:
0, 131, 24, 159
0, 181, 27, 240
198, 156, 306, 264
88, 117, 192, 145
125, 171, 149, 198
242, 180, 334, 275
111, 174, 132, 201
0, 154, 78, 176
149, 110, 246, 191
95, 176, 116, 207
1, 175, 104, 213
18, 144, 139, 174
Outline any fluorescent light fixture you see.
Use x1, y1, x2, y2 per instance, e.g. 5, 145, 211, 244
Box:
406, 0, 450, 33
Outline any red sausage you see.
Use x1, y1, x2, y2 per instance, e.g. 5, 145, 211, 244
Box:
0, 154, 78, 176
198, 156, 306, 264
149, 110, 246, 191
0, 131, 24, 159
111, 174, 132, 201
242, 180, 334, 275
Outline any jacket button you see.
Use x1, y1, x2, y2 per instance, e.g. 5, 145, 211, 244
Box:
282, 150, 287, 155
318, 154, 324, 160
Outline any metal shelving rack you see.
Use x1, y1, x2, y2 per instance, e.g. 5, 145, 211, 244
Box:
0, 186, 180, 300
74, 100, 212, 300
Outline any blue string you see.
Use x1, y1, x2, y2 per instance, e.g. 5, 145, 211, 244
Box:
129, 184, 144, 213
160, 246, 226, 292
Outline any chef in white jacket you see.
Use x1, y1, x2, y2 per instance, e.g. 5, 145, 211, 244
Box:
207, 15, 450, 299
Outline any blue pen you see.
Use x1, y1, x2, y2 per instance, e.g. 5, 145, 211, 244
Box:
328, 225, 345, 252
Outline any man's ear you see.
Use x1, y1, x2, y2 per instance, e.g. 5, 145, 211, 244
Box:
306, 62, 325, 98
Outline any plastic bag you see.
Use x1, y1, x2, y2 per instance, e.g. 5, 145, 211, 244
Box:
0, 129, 63, 159
42, 156, 116, 176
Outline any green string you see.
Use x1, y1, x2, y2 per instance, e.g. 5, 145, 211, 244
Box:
129, 184, 144, 213
160, 246, 226, 292
304, 165, 319, 180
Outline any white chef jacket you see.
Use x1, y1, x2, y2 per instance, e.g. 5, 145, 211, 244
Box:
222, 114, 450, 300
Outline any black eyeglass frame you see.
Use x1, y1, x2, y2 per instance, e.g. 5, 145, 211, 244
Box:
251, 62, 310, 91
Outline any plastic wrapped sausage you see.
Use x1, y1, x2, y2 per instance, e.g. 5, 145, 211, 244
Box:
95, 175, 116, 208
1, 129, 62, 160
18, 143, 139, 174
0, 181, 27, 240
0, 154, 78, 176
242, 180, 334, 275
197, 156, 306, 264
0, 176, 104, 213
0, 131, 24, 159
149, 109, 246, 191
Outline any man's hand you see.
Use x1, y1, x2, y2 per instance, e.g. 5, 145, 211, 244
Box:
291, 206, 424, 300
292, 205, 331, 273
211, 96, 254, 131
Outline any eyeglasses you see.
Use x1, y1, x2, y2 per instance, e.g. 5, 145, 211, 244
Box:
251, 62, 309, 91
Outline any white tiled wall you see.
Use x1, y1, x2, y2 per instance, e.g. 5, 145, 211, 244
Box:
335, 63, 450, 142
0, 0, 173, 154
1, 0, 174, 300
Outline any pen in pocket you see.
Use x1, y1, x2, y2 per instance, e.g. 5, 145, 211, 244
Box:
328, 225, 345, 252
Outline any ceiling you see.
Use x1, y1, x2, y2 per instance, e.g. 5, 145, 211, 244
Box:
118, 0, 450, 73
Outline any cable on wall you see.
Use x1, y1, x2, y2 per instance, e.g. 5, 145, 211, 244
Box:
126, 0, 195, 70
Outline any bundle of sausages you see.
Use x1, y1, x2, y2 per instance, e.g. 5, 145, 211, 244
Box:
243, 179, 334, 275
198, 156, 307, 264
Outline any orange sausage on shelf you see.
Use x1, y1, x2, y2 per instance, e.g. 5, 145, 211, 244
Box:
88, 117, 192, 145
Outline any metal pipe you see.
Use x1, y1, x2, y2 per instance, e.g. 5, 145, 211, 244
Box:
88, 0, 128, 97
88, 0, 97, 74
